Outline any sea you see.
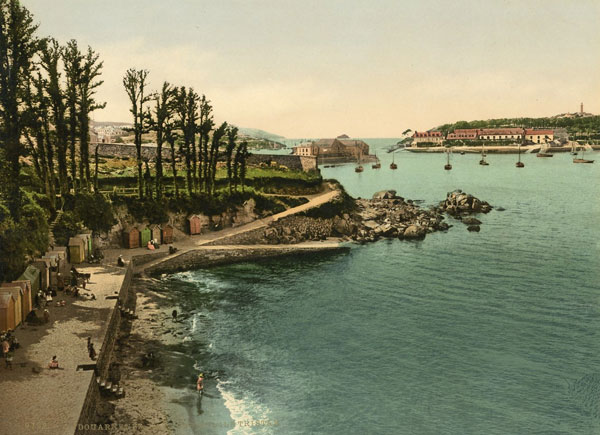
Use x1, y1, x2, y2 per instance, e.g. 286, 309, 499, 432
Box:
159, 139, 600, 434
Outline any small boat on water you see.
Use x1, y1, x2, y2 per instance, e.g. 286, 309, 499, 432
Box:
536, 145, 553, 157
355, 165, 364, 172
390, 152, 397, 170
372, 152, 381, 169
516, 144, 525, 168
479, 146, 489, 166
573, 146, 594, 163
444, 148, 452, 170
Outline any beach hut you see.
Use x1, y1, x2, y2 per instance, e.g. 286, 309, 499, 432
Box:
76, 233, 92, 259
32, 258, 51, 291
9, 280, 32, 318
42, 252, 58, 269
0, 287, 23, 327
68, 237, 86, 264
18, 265, 40, 294
140, 227, 152, 247
0, 293, 16, 332
188, 215, 202, 235
123, 227, 140, 249
161, 224, 174, 244
48, 249, 69, 275
149, 224, 162, 243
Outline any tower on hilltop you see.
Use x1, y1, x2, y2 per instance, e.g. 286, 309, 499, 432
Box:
580, 102, 584, 114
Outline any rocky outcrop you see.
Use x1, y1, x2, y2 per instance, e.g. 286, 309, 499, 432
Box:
350, 190, 449, 243
438, 190, 492, 216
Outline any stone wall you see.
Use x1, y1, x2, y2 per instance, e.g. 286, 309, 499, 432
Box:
92, 144, 318, 172
247, 153, 318, 171
92, 142, 171, 160
146, 245, 348, 276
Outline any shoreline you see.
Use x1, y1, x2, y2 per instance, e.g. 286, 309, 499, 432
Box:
90, 241, 349, 435
404, 144, 599, 153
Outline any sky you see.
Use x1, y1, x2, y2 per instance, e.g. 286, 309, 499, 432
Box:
24, 0, 600, 138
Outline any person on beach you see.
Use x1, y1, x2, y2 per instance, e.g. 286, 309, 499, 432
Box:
48, 355, 59, 369
117, 255, 125, 267
197, 373, 204, 393
2, 338, 9, 356
43, 309, 50, 323
172, 309, 178, 321
89, 343, 97, 361
5, 351, 13, 369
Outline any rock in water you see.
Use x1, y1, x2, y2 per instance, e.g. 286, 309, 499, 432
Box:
467, 225, 481, 232
462, 217, 482, 225
403, 225, 425, 239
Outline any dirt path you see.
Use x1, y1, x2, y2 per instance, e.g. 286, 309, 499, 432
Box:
107, 185, 341, 273
0, 265, 126, 435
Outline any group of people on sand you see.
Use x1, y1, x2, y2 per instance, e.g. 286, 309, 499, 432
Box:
146, 239, 161, 250
1, 331, 19, 370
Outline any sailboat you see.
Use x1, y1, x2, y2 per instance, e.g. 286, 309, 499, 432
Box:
355, 147, 364, 172
390, 152, 397, 170
536, 144, 553, 157
372, 151, 381, 169
479, 145, 489, 165
573, 146, 594, 164
516, 143, 525, 168
444, 148, 452, 170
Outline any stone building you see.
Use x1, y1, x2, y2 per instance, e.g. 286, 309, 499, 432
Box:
293, 138, 370, 163
412, 131, 444, 145
525, 129, 554, 144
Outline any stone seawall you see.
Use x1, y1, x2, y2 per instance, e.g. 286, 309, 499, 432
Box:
75, 263, 134, 435
146, 245, 348, 276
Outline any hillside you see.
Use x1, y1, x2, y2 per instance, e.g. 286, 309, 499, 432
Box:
237, 127, 285, 141
436, 115, 600, 136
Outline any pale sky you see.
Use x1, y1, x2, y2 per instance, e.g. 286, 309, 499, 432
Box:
24, 0, 600, 138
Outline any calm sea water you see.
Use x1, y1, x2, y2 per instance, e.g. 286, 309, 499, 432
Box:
162, 142, 600, 434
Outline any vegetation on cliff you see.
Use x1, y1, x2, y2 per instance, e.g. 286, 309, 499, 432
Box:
437, 116, 600, 138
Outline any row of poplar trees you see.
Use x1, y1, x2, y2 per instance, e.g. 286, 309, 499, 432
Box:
123, 69, 249, 200
0, 0, 104, 219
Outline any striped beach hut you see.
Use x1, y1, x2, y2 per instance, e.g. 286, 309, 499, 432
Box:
0, 293, 16, 332
0, 287, 23, 327
68, 237, 86, 264
123, 227, 140, 249
161, 224, 174, 244
32, 258, 51, 291
8, 280, 32, 318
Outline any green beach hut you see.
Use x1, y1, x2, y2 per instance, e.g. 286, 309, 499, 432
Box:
19, 265, 40, 294
140, 227, 152, 247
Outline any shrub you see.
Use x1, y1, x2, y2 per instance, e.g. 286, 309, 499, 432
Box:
73, 193, 117, 234
53, 211, 83, 246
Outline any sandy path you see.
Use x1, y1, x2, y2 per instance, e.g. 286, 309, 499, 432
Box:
0, 265, 126, 435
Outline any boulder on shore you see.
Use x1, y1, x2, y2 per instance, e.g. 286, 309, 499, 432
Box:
372, 190, 398, 200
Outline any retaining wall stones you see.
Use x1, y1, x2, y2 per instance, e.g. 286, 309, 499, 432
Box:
247, 154, 318, 171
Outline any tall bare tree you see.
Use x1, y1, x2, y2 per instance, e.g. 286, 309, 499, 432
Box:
39, 38, 69, 195
149, 81, 175, 199
77, 46, 105, 192
123, 68, 151, 198
63, 39, 82, 192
